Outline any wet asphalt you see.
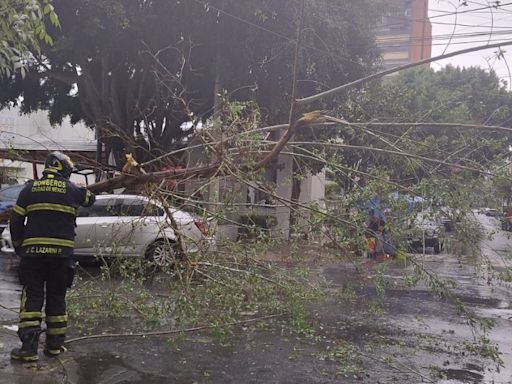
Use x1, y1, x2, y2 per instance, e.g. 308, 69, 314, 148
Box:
390, 213, 511, 383
0, 213, 510, 383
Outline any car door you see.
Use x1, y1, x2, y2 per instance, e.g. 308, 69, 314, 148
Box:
75, 205, 97, 256
76, 198, 121, 257
113, 197, 167, 257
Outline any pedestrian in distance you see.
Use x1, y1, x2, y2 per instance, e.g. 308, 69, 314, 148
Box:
365, 209, 386, 259
9, 151, 95, 362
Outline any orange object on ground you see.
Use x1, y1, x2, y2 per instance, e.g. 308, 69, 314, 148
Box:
367, 237, 376, 252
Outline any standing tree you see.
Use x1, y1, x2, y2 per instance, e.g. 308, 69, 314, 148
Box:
0, 0, 384, 169
326, 65, 512, 185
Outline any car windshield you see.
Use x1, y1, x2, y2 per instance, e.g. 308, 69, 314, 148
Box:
413, 210, 440, 228
0, 185, 24, 201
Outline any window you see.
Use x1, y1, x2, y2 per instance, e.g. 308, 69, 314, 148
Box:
118, 199, 144, 216
77, 198, 165, 218
77, 199, 119, 217
144, 203, 165, 217
119, 198, 164, 217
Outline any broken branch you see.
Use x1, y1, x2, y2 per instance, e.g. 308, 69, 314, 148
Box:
65, 313, 287, 344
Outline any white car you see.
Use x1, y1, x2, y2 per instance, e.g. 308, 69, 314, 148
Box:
406, 210, 445, 254
1, 194, 216, 266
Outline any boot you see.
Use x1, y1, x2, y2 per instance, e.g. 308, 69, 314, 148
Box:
45, 333, 67, 357
11, 332, 40, 362
44, 345, 67, 357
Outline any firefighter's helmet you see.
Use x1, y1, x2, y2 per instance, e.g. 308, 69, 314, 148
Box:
44, 151, 76, 179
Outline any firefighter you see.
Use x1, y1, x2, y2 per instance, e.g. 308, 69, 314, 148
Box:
10, 151, 95, 362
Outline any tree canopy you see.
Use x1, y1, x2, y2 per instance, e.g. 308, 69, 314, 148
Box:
0, 0, 59, 76
329, 65, 512, 185
0, 0, 384, 167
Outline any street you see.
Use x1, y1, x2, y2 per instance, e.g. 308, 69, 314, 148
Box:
386, 212, 512, 383
0, 213, 510, 383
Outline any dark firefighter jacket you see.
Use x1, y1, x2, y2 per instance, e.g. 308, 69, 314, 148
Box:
10, 172, 95, 258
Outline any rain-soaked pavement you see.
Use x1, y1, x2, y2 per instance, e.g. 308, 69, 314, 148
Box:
383, 212, 512, 383
0, 212, 510, 383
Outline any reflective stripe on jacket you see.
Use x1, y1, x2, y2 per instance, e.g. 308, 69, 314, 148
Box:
10, 172, 95, 258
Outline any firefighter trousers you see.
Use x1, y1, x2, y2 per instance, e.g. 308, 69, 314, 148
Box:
17, 257, 75, 349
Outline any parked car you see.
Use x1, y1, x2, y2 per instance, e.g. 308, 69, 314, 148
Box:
1, 194, 216, 265
0, 184, 24, 234
406, 210, 445, 254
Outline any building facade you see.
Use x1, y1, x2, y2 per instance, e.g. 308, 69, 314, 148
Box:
180, 137, 326, 241
375, 0, 432, 70
0, 108, 96, 187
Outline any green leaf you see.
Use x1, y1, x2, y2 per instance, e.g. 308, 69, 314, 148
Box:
43, 4, 53, 15
49, 11, 60, 27
44, 33, 53, 45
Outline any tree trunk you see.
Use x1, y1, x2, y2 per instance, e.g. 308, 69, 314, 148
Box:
289, 155, 302, 238
95, 125, 103, 182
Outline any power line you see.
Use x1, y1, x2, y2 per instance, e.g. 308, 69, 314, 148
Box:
191, 0, 294, 42
193, 0, 512, 52
376, 3, 512, 30
377, 9, 512, 46
430, 2, 512, 18
380, 38, 512, 49
189, 0, 383, 71
188, 0, 511, 85
465, 0, 512, 14
389, 38, 512, 47
378, 41, 511, 51
376, 2, 512, 31
378, 29, 512, 44
377, 34, 512, 50
431, 19, 512, 29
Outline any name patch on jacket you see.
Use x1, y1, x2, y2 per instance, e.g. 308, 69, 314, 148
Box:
25, 246, 63, 255
31, 179, 67, 194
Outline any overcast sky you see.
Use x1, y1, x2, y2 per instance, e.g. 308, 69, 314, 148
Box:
429, 0, 512, 88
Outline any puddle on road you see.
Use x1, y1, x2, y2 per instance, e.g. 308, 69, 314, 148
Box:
438, 366, 484, 383
70, 353, 169, 384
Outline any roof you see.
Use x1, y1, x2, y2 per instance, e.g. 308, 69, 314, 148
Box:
0, 135, 97, 152
0, 108, 98, 167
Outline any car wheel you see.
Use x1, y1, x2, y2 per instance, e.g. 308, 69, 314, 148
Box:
145, 239, 181, 267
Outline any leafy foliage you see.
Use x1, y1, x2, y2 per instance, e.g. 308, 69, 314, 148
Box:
0, 0, 60, 76
328, 66, 512, 185
0, 0, 384, 166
